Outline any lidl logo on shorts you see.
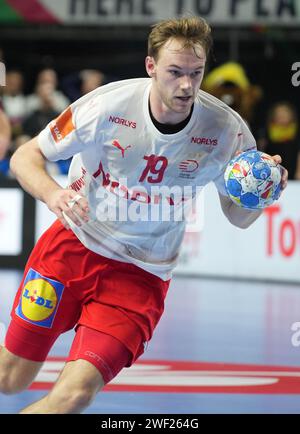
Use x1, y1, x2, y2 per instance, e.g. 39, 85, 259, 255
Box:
15, 268, 64, 328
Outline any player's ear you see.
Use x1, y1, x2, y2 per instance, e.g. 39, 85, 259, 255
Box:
145, 56, 156, 78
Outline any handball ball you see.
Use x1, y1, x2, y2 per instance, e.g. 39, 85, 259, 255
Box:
224, 150, 282, 210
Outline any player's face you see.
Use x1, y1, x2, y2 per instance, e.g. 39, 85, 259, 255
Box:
146, 38, 206, 121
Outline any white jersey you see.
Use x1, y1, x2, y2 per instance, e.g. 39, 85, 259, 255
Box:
38, 78, 256, 280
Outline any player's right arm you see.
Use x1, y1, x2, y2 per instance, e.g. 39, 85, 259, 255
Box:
11, 83, 105, 228
10, 136, 89, 229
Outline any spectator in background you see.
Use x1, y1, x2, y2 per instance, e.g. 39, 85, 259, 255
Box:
2, 70, 27, 140
80, 69, 105, 95
202, 62, 263, 130
62, 69, 110, 102
257, 102, 300, 180
17, 82, 71, 175
0, 107, 12, 177
22, 82, 60, 138
26, 68, 70, 115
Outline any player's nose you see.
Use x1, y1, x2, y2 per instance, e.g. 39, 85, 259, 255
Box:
180, 75, 192, 91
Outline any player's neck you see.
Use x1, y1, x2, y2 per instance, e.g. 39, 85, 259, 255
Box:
148, 99, 193, 134
149, 88, 192, 125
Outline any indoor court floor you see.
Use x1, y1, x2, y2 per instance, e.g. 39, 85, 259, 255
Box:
1, 269, 300, 414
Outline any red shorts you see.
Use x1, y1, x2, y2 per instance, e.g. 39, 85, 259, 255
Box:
6, 220, 170, 379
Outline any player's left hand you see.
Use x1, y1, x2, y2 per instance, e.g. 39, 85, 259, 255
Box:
234, 150, 288, 192
269, 154, 288, 192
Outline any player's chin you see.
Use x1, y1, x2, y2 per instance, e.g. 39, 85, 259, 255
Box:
173, 97, 194, 112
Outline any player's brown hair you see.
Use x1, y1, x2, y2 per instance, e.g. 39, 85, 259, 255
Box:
148, 16, 212, 60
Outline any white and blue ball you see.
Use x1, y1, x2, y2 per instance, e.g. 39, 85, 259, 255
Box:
224, 150, 282, 209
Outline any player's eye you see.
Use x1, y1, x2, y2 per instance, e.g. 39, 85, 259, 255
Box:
191, 71, 202, 79
169, 70, 181, 77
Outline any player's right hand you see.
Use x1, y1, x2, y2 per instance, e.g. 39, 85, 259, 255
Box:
46, 188, 89, 230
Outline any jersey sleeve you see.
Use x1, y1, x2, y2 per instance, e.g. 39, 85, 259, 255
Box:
38, 92, 100, 161
213, 116, 257, 196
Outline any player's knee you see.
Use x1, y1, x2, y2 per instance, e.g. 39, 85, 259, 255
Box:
0, 360, 37, 395
0, 371, 28, 395
68, 388, 95, 411
49, 385, 97, 413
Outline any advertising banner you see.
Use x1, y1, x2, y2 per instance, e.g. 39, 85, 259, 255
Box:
0, 188, 23, 255
1, 0, 299, 26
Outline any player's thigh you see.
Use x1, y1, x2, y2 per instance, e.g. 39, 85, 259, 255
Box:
67, 325, 132, 384
0, 346, 42, 393
46, 325, 131, 406
55, 358, 104, 391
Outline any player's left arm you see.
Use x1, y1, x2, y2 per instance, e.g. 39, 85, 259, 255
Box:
219, 154, 288, 229
219, 193, 262, 229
